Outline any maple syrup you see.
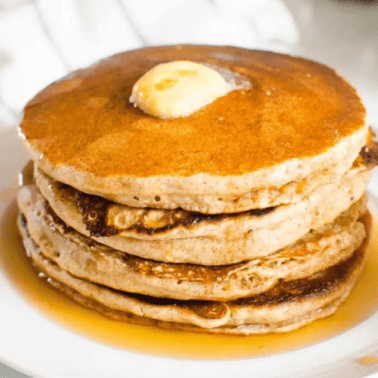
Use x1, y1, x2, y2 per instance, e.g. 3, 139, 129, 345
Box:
1, 200, 378, 360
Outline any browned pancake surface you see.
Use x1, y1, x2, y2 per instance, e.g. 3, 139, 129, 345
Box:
68, 183, 275, 237
19, 211, 370, 334
36, 143, 376, 238
20, 46, 366, 178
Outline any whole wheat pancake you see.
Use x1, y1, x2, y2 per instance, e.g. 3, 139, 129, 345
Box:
24, 170, 371, 265
20, 189, 366, 301
18, 212, 370, 334
34, 161, 371, 241
19, 46, 368, 213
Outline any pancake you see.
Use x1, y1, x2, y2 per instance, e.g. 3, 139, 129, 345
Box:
18, 212, 371, 334
34, 161, 372, 240
27, 167, 371, 265
19, 46, 368, 213
16, 46, 377, 335
18, 186, 366, 301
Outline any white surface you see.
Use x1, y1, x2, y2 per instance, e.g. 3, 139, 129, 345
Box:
1, 0, 378, 377
0, 0, 297, 118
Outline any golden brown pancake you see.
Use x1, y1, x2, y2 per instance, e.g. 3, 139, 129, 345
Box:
19, 46, 368, 213
18, 211, 371, 334
34, 162, 372, 240
29, 166, 371, 264
18, 186, 366, 301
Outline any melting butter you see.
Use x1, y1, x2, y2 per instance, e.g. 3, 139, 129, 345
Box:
130, 61, 231, 119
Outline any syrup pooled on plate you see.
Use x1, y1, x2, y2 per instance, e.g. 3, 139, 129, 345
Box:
1, 169, 378, 359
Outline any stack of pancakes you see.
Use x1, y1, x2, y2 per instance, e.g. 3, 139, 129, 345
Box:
17, 46, 377, 335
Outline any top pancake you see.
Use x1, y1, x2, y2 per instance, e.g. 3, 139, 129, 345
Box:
19, 45, 368, 213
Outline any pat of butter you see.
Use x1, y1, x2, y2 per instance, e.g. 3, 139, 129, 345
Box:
130, 61, 231, 119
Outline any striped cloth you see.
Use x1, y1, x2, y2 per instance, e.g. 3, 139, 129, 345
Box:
0, 0, 299, 126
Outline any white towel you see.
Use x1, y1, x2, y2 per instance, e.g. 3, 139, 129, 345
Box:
0, 0, 299, 125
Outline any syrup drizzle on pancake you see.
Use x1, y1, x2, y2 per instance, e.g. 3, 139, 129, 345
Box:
2, 202, 378, 358
20, 46, 366, 178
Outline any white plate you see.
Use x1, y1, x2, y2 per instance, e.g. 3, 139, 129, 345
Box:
1, 126, 378, 378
